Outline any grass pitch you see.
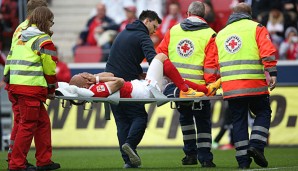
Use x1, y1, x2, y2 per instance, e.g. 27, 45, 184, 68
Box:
1, 147, 298, 171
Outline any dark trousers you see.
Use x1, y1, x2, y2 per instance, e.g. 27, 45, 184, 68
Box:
214, 105, 234, 144
164, 83, 214, 163
228, 95, 271, 167
110, 102, 148, 164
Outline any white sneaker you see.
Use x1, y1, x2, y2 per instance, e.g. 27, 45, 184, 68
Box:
122, 143, 141, 166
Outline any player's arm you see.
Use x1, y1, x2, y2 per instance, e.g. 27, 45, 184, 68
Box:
104, 77, 125, 94
80, 72, 114, 84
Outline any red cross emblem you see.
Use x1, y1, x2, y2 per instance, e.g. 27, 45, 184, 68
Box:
225, 35, 242, 54
177, 39, 194, 58
181, 43, 190, 53
228, 39, 238, 49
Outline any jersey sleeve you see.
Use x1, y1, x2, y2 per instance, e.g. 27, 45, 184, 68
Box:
89, 83, 111, 97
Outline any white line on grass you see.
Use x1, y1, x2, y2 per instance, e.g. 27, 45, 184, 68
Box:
246, 166, 298, 171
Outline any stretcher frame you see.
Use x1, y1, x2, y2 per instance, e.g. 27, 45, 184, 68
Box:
55, 91, 223, 120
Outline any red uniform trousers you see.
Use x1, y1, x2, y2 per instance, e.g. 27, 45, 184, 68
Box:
9, 95, 52, 170
7, 91, 21, 163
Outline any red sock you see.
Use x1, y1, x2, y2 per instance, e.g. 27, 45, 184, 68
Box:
163, 59, 188, 92
184, 80, 208, 94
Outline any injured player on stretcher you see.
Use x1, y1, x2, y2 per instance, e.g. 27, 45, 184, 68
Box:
55, 53, 221, 98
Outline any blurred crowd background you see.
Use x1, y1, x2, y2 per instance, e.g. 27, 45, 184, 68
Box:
1, 0, 298, 65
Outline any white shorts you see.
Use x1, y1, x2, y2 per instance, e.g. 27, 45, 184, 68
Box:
130, 80, 152, 98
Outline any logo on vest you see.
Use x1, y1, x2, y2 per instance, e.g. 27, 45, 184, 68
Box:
177, 39, 194, 58
224, 35, 242, 54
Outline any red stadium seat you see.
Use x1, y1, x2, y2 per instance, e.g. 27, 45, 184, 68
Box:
74, 46, 102, 63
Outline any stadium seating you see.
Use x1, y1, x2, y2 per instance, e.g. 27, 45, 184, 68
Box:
74, 46, 102, 63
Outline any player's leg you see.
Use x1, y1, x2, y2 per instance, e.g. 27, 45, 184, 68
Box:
145, 53, 164, 91
147, 53, 206, 97
156, 53, 188, 92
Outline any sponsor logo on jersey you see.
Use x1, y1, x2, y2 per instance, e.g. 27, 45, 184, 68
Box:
224, 35, 242, 54
176, 39, 194, 58
96, 85, 106, 92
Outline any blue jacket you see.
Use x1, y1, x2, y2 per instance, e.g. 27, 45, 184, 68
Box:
105, 20, 156, 81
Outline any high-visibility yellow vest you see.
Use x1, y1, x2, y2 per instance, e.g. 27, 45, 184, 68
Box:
4, 34, 51, 87
6, 20, 29, 62
169, 24, 215, 84
216, 19, 265, 82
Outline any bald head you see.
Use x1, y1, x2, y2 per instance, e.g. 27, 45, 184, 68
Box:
69, 74, 88, 88
232, 2, 252, 16
188, 1, 205, 18
96, 2, 106, 18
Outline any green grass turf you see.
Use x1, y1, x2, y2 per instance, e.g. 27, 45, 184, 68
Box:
1, 147, 298, 171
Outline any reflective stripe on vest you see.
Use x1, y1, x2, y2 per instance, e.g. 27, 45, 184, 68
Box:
169, 24, 215, 84
224, 86, 268, 97
216, 19, 265, 82
7, 34, 50, 87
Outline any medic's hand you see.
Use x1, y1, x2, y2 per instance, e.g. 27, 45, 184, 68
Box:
47, 93, 55, 100
269, 76, 277, 91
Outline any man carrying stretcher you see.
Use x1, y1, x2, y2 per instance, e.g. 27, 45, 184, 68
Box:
57, 53, 221, 98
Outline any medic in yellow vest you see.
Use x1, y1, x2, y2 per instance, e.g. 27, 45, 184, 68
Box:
214, 3, 277, 169
4, 0, 49, 170
4, 6, 60, 171
156, 1, 218, 167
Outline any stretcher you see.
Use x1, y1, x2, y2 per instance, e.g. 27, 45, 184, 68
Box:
55, 89, 223, 120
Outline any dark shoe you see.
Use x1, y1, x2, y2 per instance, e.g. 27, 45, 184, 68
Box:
201, 161, 216, 167
9, 168, 35, 171
248, 147, 268, 167
36, 162, 60, 171
182, 155, 198, 165
122, 143, 141, 167
123, 163, 140, 168
238, 165, 250, 169
8, 159, 36, 171
26, 160, 36, 170
238, 158, 252, 169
